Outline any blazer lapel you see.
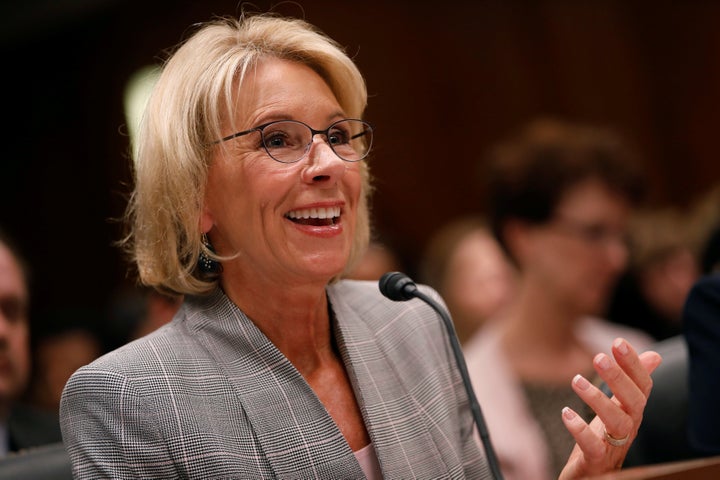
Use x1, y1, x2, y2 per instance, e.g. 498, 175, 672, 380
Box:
328, 281, 447, 477
187, 290, 364, 479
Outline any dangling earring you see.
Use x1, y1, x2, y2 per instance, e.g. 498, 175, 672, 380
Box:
198, 233, 222, 276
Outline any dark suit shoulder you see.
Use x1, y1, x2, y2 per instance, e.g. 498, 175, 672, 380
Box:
684, 273, 720, 333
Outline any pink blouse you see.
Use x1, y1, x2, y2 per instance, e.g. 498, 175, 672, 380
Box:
355, 442, 382, 479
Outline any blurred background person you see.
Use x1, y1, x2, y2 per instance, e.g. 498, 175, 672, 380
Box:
606, 207, 700, 341
10, 287, 172, 445
464, 118, 656, 480
0, 231, 61, 456
0, 229, 32, 455
104, 285, 182, 352
420, 215, 515, 344
21, 315, 103, 418
343, 239, 404, 282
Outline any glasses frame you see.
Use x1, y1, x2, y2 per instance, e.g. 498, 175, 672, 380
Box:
550, 216, 630, 249
214, 118, 373, 164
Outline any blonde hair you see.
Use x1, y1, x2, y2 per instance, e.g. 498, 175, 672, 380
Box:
122, 13, 372, 295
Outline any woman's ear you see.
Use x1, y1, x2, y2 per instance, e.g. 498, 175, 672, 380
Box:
200, 204, 214, 234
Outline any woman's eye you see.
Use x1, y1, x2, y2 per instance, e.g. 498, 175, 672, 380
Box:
328, 128, 350, 145
264, 132, 289, 149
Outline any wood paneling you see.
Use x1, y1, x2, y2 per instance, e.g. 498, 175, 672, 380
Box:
2, 0, 719, 324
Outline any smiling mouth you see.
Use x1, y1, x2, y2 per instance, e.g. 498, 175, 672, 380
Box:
285, 206, 341, 226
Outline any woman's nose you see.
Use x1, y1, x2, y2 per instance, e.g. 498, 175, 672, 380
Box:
605, 237, 629, 273
301, 137, 346, 184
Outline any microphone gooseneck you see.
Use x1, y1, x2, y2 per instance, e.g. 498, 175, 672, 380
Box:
378, 271, 504, 480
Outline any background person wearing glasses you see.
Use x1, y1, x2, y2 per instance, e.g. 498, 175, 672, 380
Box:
464, 118, 657, 480
60, 14, 660, 479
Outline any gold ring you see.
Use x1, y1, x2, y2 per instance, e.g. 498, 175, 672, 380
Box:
603, 427, 630, 447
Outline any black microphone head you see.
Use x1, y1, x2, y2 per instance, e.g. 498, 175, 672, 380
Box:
379, 271, 418, 301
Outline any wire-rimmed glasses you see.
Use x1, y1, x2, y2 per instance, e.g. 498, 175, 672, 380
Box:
214, 118, 373, 163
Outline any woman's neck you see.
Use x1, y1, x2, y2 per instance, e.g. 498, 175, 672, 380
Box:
221, 274, 335, 372
498, 280, 595, 384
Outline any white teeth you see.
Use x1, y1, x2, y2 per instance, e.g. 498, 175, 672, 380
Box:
286, 206, 341, 219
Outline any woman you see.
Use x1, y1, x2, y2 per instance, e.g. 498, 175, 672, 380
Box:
464, 118, 658, 480
420, 216, 515, 344
60, 14, 660, 479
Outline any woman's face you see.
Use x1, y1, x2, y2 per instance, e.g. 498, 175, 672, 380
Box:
0, 244, 30, 404
201, 58, 363, 288
445, 231, 514, 322
519, 178, 631, 315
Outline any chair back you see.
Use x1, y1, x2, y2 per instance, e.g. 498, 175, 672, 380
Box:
0, 442, 72, 480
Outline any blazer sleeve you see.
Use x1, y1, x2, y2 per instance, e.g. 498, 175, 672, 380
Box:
683, 273, 720, 455
60, 364, 175, 479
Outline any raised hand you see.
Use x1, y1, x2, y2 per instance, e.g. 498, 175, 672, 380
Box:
558, 338, 663, 479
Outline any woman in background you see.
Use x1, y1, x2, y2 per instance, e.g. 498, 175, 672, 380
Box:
420, 216, 515, 344
465, 118, 657, 480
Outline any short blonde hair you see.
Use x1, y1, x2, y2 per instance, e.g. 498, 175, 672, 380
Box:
122, 14, 372, 295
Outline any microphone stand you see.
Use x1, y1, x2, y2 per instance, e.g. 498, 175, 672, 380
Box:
379, 272, 504, 480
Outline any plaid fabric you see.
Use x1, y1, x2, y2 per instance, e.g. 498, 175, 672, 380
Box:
60, 280, 490, 479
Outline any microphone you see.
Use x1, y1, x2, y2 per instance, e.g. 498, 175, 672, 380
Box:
379, 271, 504, 480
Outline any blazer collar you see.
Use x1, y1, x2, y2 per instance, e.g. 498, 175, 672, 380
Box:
185, 282, 446, 478
327, 281, 447, 475
184, 288, 364, 478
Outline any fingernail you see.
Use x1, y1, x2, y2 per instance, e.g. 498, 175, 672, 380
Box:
573, 374, 590, 390
562, 407, 576, 420
597, 354, 611, 370
614, 338, 629, 355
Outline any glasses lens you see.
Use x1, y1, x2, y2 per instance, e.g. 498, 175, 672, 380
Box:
327, 119, 373, 162
259, 119, 373, 163
260, 121, 311, 163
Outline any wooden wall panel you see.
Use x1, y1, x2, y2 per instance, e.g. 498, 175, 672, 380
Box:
2, 0, 720, 325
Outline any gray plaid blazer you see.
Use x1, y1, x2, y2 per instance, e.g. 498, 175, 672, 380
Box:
60, 280, 490, 479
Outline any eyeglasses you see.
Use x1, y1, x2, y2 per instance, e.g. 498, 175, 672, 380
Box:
551, 217, 629, 248
214, 118, 373, 163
